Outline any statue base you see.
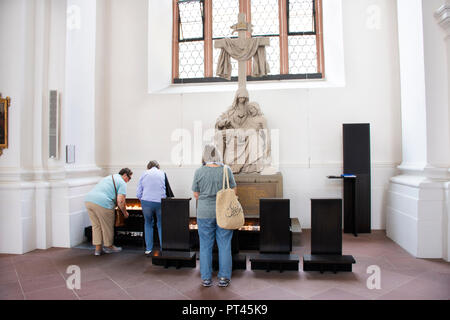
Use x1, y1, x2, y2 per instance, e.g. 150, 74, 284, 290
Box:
235, 172, 283, 217
234, 172, 301, 246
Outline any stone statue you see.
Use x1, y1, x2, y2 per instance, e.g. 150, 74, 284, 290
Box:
215, 88, 272, 174
214, 13, 276, 175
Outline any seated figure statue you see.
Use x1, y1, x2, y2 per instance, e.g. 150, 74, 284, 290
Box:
215, 88, 273, 174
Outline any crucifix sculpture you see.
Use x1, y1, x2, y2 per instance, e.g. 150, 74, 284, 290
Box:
214, 13, 271, 90
214, 13, 276, 175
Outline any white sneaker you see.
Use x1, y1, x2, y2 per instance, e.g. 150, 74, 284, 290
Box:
145, 250, 152, 255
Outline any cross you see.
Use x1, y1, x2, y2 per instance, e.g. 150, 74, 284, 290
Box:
214, 13, 270, 90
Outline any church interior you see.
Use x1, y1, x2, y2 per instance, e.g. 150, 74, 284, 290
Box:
0, 0, 449, 301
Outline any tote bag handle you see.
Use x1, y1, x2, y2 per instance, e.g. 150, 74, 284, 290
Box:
222, 166, 230, 190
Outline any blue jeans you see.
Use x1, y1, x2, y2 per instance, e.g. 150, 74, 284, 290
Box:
141, 200, 162, 251
197, 218, 233, 281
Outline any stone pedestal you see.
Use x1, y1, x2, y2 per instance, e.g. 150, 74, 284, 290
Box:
235, 172, 301, 246
235, 173, 283, 217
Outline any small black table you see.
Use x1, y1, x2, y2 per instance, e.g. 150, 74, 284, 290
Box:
327, 175, 358, 237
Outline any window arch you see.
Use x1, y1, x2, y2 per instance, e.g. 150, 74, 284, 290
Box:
172, 0, 324, 83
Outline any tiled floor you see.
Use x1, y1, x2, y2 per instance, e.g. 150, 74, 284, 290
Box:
0, 231, 449, 300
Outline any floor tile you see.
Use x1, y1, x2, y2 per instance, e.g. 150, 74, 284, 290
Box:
416, 270, 450, 285
126, 279, 189, 300
219, 271, 272, 296
272, 277, 335, 299
376, 289, 430, 300
309, 288, 367, 300
0, 269, 18, 285
0, 257, 14, 271
80, 288, 132, 300
0, 281, 23, 300
335, 267, 415, 299
157, 269, 204, 294
243, 285, 305, 300
1, 232, 448, 300
24, 285, 78, 300
14, 257, 60, 281
381, 277, 450, 300
20, 273, 66, 293
60, 266, 110, 284
103, 270, 155, 289
181, 284, 242, 300
75, 278, 121, 298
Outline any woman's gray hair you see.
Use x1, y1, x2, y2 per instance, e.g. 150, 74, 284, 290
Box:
202, 144, 223, 165
147, 160, 160, 170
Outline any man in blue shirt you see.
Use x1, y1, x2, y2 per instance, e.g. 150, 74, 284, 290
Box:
136, 160, 166, 255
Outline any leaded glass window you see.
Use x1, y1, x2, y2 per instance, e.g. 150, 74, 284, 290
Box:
212, 0, 239, 78
173, 0, 324, 82
288, 0, 318, 74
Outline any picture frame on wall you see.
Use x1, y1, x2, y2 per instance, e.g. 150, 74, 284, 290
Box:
0, 93, 11, 156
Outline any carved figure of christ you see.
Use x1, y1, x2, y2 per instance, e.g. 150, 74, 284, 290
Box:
214, 13, 270, 90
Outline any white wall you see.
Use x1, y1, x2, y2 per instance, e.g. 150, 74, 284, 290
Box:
396, 0, 428, 170
65, 0, 97, 168
387, 0, 449, 260
0, 0, 28, 168
0, 0, 102, 254
0, 0, 36, 254
97, 0, 402, 229
423, 0, 450, 169
0, 0, 408, 255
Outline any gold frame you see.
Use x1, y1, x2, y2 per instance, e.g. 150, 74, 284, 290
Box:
0, 93, 11, 156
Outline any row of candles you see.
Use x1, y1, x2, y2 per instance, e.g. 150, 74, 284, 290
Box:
126, 203, 260, 231
188, 224, 260, 231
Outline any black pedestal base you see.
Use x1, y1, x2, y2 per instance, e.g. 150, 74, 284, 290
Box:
303, 254, 356, 273
151, 251, 196, 269
212, 253, 247, 271
250, 254, 299, 272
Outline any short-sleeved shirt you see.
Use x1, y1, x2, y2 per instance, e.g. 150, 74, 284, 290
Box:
85, 174, 127, 210
192, 165, 236, 219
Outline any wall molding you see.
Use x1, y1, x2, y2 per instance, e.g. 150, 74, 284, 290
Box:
397, 162, 450, 180
64, 165, 103, 179
0, 165, 102, 182
390, 174, 448, 189
99, 161, 400, 172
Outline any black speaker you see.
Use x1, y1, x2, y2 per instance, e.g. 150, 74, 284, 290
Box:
343, 124, 370, 174
343, 124, 371, 233
161, 198, 191, 251
259, 199, 291, 253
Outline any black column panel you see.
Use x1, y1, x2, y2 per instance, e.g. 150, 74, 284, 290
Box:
259, 199, 291, 254
343, 123, 371, 233
161, 198, 191, 251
